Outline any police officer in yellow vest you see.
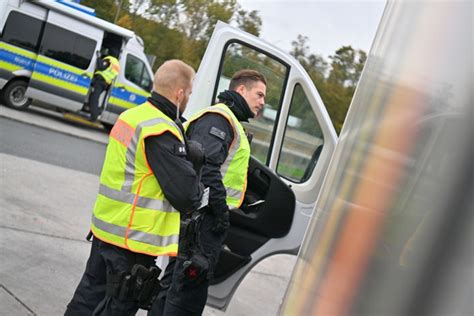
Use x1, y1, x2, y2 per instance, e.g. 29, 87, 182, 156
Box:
65, 60, 205, 315
151, 69, 267, 315
89, 48, 121, 121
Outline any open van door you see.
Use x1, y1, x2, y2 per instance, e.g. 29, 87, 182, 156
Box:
185, 21, 338, 310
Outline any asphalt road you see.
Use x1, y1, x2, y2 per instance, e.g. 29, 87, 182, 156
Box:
0, 117, 106, 175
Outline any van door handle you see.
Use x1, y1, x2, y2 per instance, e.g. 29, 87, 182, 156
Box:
247, 200, 265, 207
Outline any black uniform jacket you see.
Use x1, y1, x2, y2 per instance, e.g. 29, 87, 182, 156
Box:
144, 92, 202, 213
186, 111, 234, 216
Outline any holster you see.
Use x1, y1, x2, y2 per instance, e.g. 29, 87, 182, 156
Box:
132, 264, 162, 310
106, 264, 162, 310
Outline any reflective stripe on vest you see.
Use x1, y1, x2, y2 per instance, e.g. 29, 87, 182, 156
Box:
95, 56, 120, 84
185, 103, 250, 208
91, 102, 184, 256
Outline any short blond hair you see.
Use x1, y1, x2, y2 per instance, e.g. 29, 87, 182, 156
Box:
153, 59, 195, 97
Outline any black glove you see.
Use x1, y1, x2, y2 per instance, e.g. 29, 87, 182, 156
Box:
211, 210, 230, 234
187, 140, 206, 174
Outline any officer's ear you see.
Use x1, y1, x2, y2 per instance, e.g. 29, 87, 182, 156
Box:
235, 84, 246, 95
176, 88, 185, 105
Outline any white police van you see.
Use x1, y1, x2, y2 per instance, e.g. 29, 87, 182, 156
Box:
0, 0, 154, 129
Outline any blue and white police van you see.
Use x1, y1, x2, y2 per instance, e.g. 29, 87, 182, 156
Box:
0, 0, 154, 129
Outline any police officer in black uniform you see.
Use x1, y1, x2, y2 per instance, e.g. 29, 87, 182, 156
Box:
150, 69, 267, 316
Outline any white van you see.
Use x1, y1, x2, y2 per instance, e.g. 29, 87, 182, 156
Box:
0, 0, 154, 129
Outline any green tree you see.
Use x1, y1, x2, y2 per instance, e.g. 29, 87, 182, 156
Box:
290, 35, 327, 84
117, 13, 133, 29
178, 0, 236, 41
290, 38, 367, 134
131, 15, 187, 69
235, 6, 262, 36
328, 45, 366, 88
320, 80, 352, 133
127, 0, 179, 29
173, 0, 239, 69
290, 35, 310, 64
80, 0, 117, 22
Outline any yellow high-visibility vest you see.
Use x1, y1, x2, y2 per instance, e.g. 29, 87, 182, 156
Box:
95, 56, 120, 84
91, 102, 183, 256
185, 103, 250, 208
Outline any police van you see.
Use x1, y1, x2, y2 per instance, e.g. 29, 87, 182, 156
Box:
0, 0, 154, 129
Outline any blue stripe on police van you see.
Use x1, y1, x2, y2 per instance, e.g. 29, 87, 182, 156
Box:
0, 49, 91, 87
55, 0, 97, 16
32, 61, 91, 87
110, 87, 148, 105
0, 48, 36, 71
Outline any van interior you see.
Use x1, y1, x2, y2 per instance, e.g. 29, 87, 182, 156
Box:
212, 156, 296, 284
81, 31, 124, 114
101, 32, 123, 58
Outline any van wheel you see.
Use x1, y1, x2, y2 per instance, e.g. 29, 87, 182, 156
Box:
3, 80, 32, 110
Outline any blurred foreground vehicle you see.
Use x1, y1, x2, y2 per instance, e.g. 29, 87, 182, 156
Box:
279, 1, 473, 315
186, 0, 472, 312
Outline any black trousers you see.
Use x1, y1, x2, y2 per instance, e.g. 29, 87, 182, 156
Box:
149, 213, 227, 316
65, 238, 156, 316
89, 77, 108, 121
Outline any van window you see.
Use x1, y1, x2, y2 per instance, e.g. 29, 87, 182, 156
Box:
125, 54, 152, 90
277, 84, 324, 182
40, 24, 96, 69
1, 11, 44, 53
215, 41, 289, 165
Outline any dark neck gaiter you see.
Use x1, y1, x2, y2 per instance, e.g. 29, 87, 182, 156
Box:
217, 90, 254, 122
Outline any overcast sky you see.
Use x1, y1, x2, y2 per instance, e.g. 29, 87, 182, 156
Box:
239, 0, 387, 60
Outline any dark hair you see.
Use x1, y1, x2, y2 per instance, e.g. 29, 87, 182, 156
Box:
229, 69, 267, 91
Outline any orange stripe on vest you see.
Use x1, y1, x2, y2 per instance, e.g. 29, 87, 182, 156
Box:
110, 119, 135, 147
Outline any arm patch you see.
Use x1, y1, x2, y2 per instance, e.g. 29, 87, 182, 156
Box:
209, 126, 226, 141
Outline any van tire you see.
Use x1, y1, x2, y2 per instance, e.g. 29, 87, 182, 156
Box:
3, 80, 32, 111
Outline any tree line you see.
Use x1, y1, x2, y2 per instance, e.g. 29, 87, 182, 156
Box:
83, 0, 367, 133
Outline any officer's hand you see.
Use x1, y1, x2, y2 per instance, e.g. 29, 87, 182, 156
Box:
211, 211, 230, 234
187, 140, 206, 173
